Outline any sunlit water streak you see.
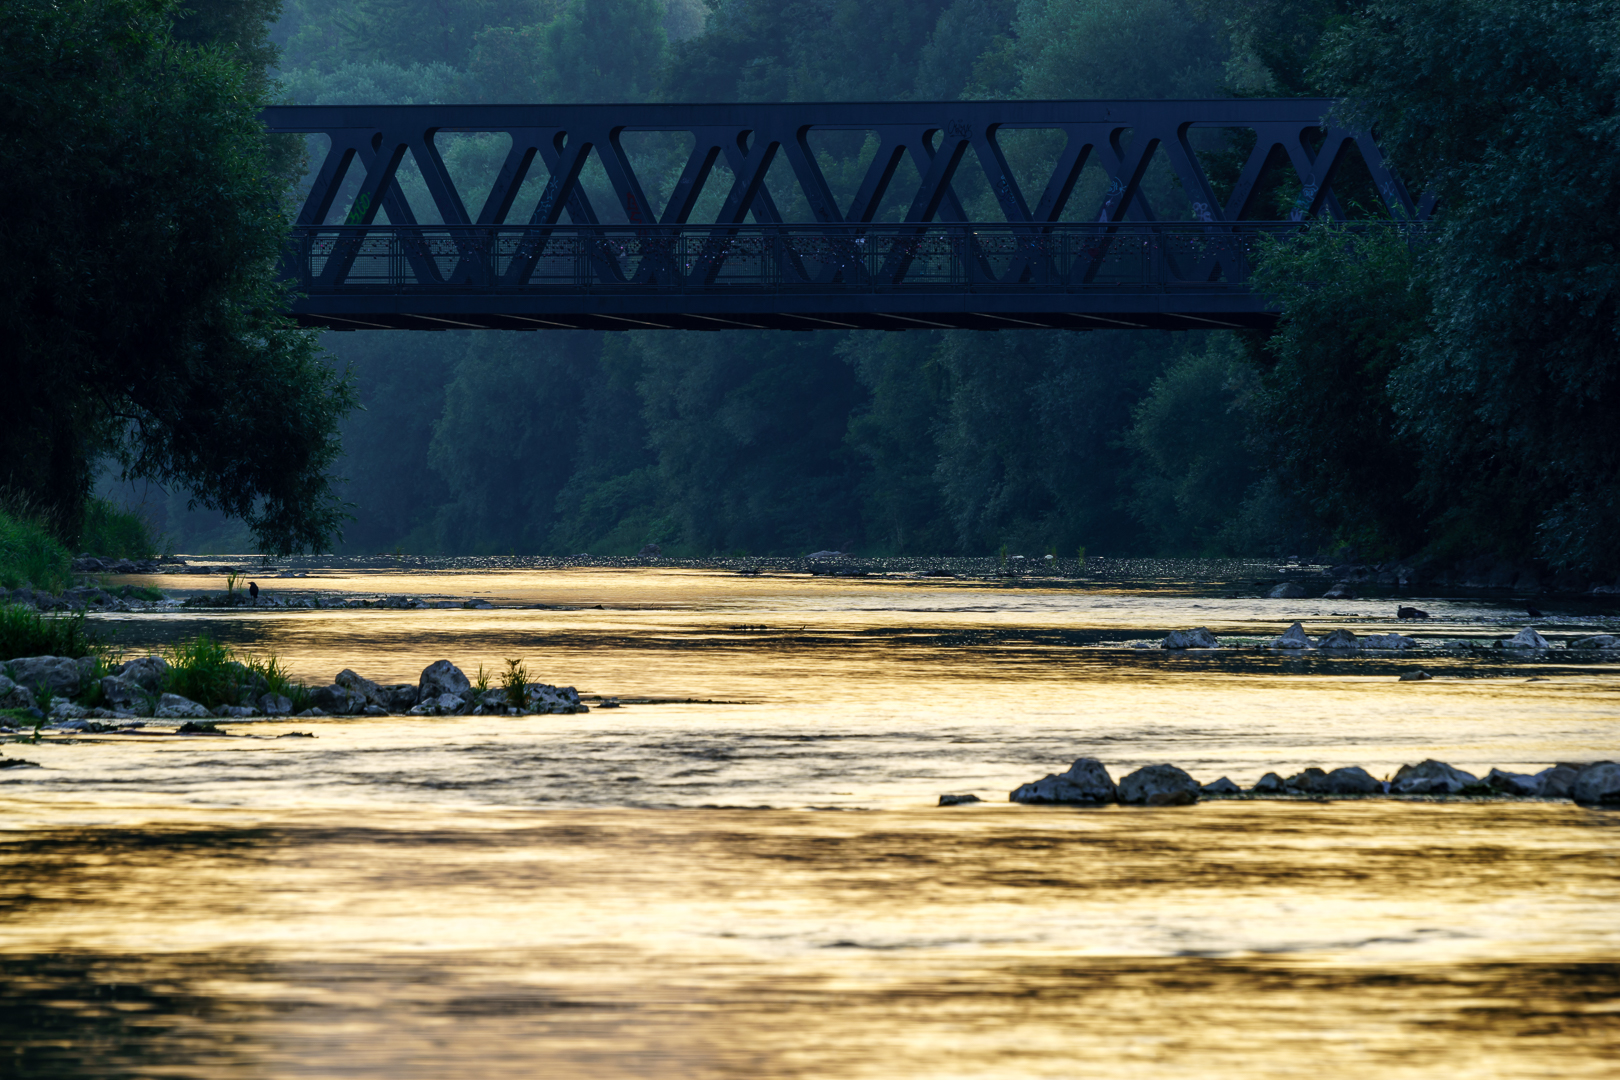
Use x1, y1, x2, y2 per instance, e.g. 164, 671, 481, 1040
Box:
2, 567, 1616, 1076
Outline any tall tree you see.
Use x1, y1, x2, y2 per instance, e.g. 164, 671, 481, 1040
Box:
0, 0, 355, 551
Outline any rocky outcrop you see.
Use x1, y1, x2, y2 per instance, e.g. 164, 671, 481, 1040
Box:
334, 669, 381, 704
1161, 627, 1219, 650
1268, 582, 1306, 599
1572, 762, 1620, 806
258, 693, 294, 716
1287, 766, 1386, 795
1362, 633, 1418, 650
154, 693, 210, 719
1570, 635, 1620, 649
1010, 757, 1118, 805
1118, 763, 1200, 805
409, 692, 469, 716
1322, 582, 1356, 599
1391, 759, 1483, 795
1201, 777, 1242, 796
376, 684, 419, 711
1316, 629, 1359, 650
113, 656, 169, 689
1270, 622, 1312, 649
525, 683, 586, 714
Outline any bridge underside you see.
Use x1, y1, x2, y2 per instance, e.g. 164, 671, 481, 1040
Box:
293, 291, 1278, 332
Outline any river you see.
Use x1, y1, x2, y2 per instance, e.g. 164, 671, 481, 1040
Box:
2, 559, 1616, 1077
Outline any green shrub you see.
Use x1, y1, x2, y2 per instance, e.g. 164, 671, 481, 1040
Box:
165, 634, 244, 708
0, 604, 103, 661
0, 508, 71, 593
79, 498, 158, 560
501, 658, 529, 710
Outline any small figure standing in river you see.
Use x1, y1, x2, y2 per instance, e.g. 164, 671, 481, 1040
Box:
248, 581, 259, 605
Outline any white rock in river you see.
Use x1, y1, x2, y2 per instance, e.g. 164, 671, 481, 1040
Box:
1161, 627, 1219, 650
1502, 627, 1551, 649
1270, 622, 1313, 649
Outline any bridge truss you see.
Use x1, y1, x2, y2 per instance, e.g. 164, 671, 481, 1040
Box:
264, 100, 1425, 331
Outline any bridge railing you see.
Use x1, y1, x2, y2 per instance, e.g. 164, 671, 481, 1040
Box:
287, 222, 1305, 294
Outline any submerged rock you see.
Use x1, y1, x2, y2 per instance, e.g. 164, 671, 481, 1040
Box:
1270, 622, 1313, 649
1118, 763, 1200, 806
1572, 762, 1620, 806
1201, 777, 1243, 796
1010, 757, 1117, 805
1161, 627, 1219, 650
1502, 627, 1551, 649
154, 693, 210, 720
1391, 759, 1482, 795
1570, 635, 1620, 650
1398, 670, 1432, 681
418, 660, 471, 701
938, 793, 981, 806
1316, 629, 1360, 650
1362, 633, 1418, 650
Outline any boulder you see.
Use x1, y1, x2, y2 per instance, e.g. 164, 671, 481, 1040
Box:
213, 705, 259, 719
1502, 627, 1551, 649
1322, 582, 1357, 600
1322, 766, 1382, 794
408, 692, 468, 716
154, 693, 210, 720
1397, 606, 1429, 620
1010, 757, 1118, 805
310, 684, 367, 715
1287, 767, 1330, 793
1363, 633, 1418, 650
1118, 763, 1200, 806
1161, 627, 1219, 650
525, 683, 586, 714
1398, 669, 1432, 681
48, 700, 89, 721
1201, 777, 1242, 796
1535, 764, 1580, 798
376, 684, 419, 711
1270, 622, 1313, 649
112, 655, 169, 690
98, 675, 154, 716
1268, 582, 1306, 599
334, 669, 381, 705
1485, 768, 1543, 797
1251, 771, 1287, 794
1316, 629, 1360, 650
6, 655, 90, 697
362, 705, 388, 717
0, 675, 37, 711
938, 794, 981, 806
258, 693, 294, 717
418, 660, 471, 701
1570, 634, 1620, 649
1572, 762, 1620, 807
295, 708, 327, 718
1390, 759, 1482, 795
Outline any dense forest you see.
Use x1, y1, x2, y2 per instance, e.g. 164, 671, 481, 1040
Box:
84, 0, 1620, 580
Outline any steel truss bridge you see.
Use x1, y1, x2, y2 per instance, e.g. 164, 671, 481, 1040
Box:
265, 100, 1425, 331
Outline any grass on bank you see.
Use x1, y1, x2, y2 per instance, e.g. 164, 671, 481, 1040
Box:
80, 498, 159, 560
165, 633, 310, 710
0, 508, 71, 593
0, 605, 103, 662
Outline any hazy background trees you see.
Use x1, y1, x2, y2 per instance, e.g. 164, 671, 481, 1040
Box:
99, 0, 1617, 580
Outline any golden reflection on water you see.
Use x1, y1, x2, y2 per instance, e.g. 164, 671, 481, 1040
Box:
4, 568, 1618, 1075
